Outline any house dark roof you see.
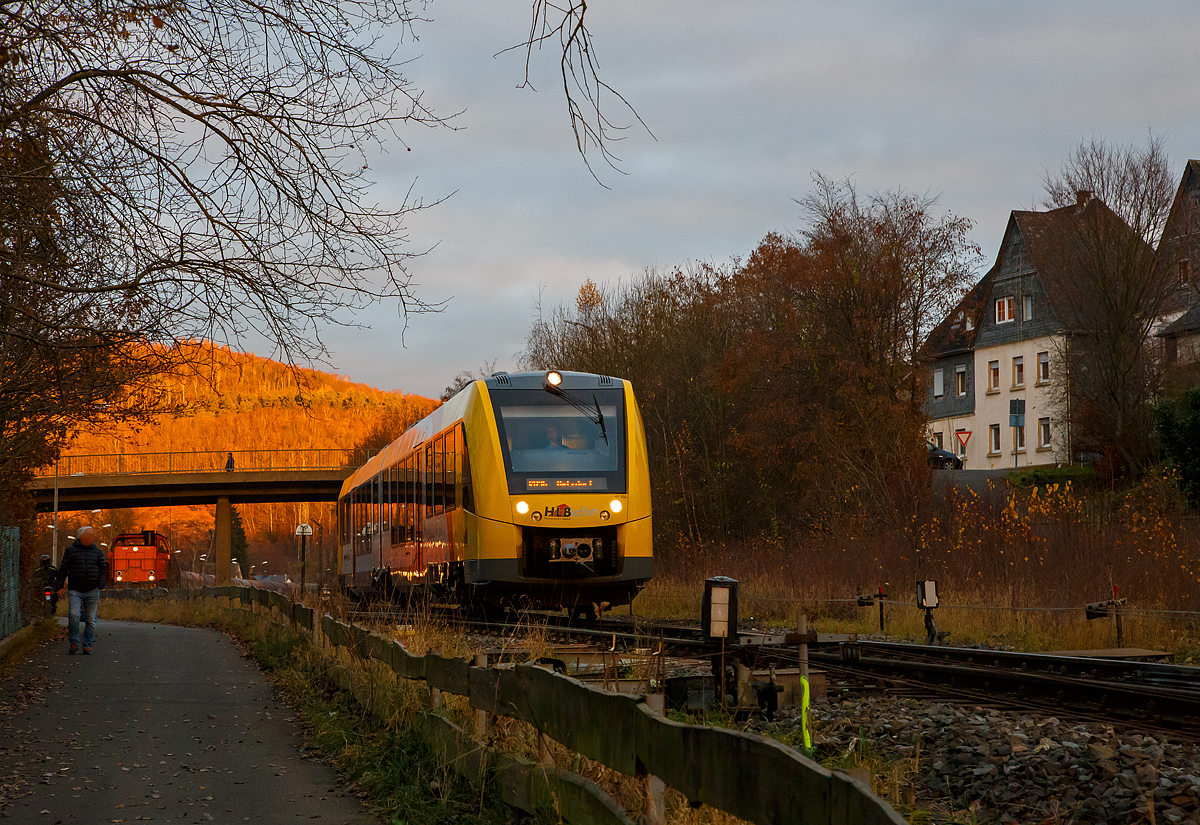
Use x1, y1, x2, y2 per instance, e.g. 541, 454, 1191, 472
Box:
922, 267, 993, 357
1009, 197, 1153, 328
1158, 299, 1200, 338
1162, 159, 1200, 246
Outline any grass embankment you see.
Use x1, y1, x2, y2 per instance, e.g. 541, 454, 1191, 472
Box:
636, 475, 1200, 660
634, 572, 1200, 661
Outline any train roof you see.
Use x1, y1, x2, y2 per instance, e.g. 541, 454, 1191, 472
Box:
339, 370, 627, 497
481, 370, 622, 391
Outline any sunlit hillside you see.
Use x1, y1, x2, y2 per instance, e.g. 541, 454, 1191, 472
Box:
46, 344, 439, 577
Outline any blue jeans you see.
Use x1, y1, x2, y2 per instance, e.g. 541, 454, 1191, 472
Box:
68, 589, 100, 647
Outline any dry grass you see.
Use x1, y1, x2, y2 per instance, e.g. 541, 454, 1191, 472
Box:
637, 476, 1200, 660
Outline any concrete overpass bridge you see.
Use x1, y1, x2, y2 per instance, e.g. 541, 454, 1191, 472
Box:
30, 449, 373, 582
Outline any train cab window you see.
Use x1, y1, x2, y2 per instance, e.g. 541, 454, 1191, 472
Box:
491, 387, 626, 494
458, 424, 474, 512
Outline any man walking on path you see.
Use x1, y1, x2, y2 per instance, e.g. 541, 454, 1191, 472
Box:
55, 526, 107, 654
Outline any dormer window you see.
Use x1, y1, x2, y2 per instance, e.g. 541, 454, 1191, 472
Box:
996, 296, 1015, 324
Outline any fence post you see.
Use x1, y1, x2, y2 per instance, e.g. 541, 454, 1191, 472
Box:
644, 693, 666, 825
474, 653, 489, 740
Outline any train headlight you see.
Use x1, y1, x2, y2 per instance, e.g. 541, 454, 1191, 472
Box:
516, 500, 530, 515
148, 573, 155, 581
546, 370, 563, 387
610, 499, 623, 513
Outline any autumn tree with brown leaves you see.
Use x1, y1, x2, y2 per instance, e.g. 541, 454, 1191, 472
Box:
526, 176, 979, 545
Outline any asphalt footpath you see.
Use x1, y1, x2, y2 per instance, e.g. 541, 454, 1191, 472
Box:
0, 618, 379, 824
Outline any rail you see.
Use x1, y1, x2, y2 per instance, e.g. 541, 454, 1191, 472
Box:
34, 449, 377, 478
104, 586, 909, 825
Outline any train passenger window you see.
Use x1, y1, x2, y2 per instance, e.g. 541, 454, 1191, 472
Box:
405, 455, 415, 541
444, 428, 456, 512
439, 436, 447, 514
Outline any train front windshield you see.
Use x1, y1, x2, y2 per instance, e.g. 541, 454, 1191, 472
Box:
492, 388, 626, 494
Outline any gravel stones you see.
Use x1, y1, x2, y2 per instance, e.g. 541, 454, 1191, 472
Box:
748, 696, 1200, 824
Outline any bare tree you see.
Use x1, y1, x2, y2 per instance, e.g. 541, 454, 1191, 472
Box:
1042, 136, 1179, 473
1, 0, 640, 527
512, 1, 651, 181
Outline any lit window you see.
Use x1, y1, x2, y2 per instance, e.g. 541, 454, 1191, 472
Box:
996, 296, 1015, 324
1023, 295, 1033, 321
1015, 424, 1025, 452
955, 365, 968, 396
1039, 417, 1051, 448
933, 368, 944, 399
1012, 356, 1024, 387
989, 424, 1001, 454
988, 360, 1000, 390
1038, 351, 1050, 383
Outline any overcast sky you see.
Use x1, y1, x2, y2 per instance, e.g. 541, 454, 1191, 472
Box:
298, 1, 1200, 398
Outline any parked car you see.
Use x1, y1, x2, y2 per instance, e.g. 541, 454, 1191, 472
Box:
927, 442, 963, 470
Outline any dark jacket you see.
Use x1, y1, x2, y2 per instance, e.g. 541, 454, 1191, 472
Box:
37, 563, 57, 590
55, 540, 108, 592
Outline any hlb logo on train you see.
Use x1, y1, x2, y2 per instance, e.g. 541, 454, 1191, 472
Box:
531, 504, 599, 521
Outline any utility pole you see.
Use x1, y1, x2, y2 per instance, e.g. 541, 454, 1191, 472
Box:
295, 522, 313, 597
51, 460, 60, 566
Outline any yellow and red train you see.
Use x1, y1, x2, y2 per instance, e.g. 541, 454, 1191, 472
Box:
337, 370, 653, 613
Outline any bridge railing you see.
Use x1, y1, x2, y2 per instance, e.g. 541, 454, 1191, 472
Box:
35, 449, 378, 478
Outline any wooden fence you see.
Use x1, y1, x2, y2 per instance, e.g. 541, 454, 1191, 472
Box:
103, 586, 909, 825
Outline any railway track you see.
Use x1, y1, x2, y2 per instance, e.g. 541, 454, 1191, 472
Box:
347, 604, 1200, 735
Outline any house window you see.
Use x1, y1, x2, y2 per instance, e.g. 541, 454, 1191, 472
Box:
1037, 351, 1050, 383
933, 432, 944, 450
988, 360, 1000, 390
1023, 295, 1033, 321
933, 368, 944, 399
989, 424, 1001, 454
1039, 417, 1051, 448
955, 365, 967, 396
955, 429, 968, 457
996, 296, 1015, 324
1015, 424, 1025, 452
1012, 356, 1024, 388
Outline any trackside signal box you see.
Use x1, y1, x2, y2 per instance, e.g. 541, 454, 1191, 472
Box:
702, 576, 738, 641
917, 580, 939, 610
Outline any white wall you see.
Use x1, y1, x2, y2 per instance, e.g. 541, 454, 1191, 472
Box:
928, 333, 1065, 470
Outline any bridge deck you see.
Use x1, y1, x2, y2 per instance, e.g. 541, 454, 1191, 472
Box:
29, 469, 350, 511
0, 619, 376, 823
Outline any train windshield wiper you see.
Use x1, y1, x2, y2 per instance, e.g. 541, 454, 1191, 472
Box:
545, 385, 609, 444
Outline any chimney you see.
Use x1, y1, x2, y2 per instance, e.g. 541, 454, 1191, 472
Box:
1076, 190, 1092, 207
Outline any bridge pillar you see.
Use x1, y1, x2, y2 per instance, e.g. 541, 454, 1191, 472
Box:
215, 497, 232, 585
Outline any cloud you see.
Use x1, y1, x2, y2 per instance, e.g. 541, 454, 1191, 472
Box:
279, 0, 1200, 397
